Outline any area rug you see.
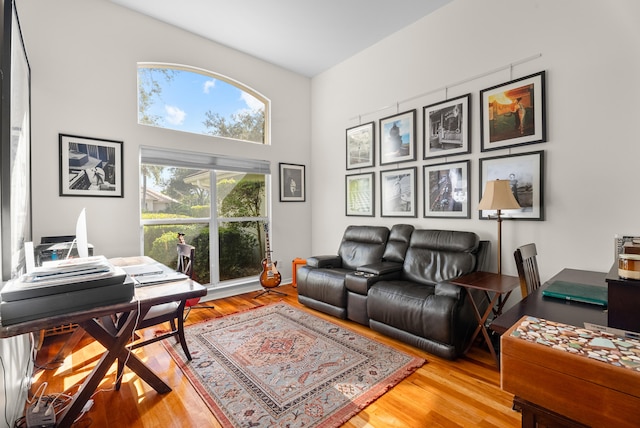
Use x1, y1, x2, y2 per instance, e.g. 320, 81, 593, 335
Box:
163, 302, 425, 427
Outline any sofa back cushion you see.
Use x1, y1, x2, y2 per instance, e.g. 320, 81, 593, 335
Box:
338, 226, 390, 270
382, 224, 415, 263
402, 229, 479, 285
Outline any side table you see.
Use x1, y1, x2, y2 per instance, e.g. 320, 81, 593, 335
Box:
449, 271, 520, 364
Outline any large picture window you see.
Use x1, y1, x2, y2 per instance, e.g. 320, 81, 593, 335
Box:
140, 148, 270, 288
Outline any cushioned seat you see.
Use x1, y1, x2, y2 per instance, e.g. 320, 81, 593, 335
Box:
368, 229, 489, 359
297, 225, 390, 319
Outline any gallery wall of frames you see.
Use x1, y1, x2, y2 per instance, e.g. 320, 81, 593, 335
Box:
345, 70, 546, 221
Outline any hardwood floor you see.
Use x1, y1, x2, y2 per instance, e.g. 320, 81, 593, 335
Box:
32, 284, 521, 427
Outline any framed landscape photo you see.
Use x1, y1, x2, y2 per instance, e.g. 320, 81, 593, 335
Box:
423, 160, 470, 218
346, 172, 374, 216
346, 122, 375, 169
479, 150, 544, 220
279, 162, 305, 202
380, 167, 417, 217
59, 134, 123, 197
423, 94, 471, 159
480, 71, 546, 152
379, 110, 416, 165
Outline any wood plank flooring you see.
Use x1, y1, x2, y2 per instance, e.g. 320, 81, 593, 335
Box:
32, 284, 521, 427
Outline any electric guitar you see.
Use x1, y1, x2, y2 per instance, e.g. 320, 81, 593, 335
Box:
259, 223, 281, 288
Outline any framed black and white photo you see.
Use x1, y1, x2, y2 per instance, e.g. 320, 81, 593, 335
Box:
279, 162, 305, 202
423, 94, 471, 159
346, 122, 375, 169
380, 167, 417, 217
379, 110, 416, 165
479, 150, 544, 220
346, 172, 374, 217
480, 71, 546, 152
423, 160, 470, 218
59, 134, 123, 197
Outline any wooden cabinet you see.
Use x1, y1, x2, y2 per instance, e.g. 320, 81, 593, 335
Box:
501, 316, 640, 427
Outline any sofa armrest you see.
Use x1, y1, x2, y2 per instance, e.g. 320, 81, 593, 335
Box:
306, 255, 342, 268
435, 281, 464, 300
357, 261, 403, 276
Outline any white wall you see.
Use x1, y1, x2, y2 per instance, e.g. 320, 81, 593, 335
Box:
310, 0, 640, 294
17, 0, 312, 280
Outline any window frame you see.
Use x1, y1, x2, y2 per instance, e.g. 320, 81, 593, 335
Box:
140, 148, 272, 289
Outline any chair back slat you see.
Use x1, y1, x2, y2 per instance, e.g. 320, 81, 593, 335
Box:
514, 243, 541, 298
177, 243, 195, 278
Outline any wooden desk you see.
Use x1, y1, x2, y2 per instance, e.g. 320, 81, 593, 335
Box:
0, 256, 207, 428
490, 268, 608, 335
449, 271, 520, 364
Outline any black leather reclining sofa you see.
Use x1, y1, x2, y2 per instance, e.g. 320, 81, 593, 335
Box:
297, 224, 490, 360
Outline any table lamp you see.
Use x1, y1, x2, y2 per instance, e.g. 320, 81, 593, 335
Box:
478, 179, 521, 274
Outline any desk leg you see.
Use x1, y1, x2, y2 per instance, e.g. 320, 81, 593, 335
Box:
465, 291, 501, 365
49, 327, 86, 365
55, 309, 171, 428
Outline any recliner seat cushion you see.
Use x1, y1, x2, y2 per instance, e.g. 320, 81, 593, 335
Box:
368, 281, 457, 345
297, 267, 351, 308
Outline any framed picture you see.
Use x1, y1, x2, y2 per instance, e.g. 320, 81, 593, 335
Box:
479, 150, 544, 220
380, 167, 417, 217
423, 160, 470, 218
346, 172, 374, 216
59, 134, 123, 197
346, 122, 375, 169
379, 110, 416, 165
480, 71, 546, 152
279, 162, 305, 202
423, 94, 471, 159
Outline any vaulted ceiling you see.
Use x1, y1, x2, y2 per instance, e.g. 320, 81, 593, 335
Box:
110, 0, 451, 77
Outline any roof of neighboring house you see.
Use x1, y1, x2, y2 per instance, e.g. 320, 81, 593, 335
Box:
141, 187, 179, 203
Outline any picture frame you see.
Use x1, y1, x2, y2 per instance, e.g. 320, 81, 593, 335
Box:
59, 134, 123, 197
346, 122, 375, 169
479, 150, 544, 220
380, 167, 417, 218
480, 71, 546, 152
279, 162, 305, 202
423, 160, 470, 218
345, 172, 375, 217
423, 94, 471, 159
379, 110, 416, 165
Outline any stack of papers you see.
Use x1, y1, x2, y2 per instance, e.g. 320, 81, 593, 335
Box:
1, 256, 127, 301
121, 261, 188, 287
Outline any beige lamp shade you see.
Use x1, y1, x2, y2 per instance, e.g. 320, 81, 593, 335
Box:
478, 179, 521, 211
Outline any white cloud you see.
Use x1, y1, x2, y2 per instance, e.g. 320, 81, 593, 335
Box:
203, 79, 216, 94
165, 105, 186, 125
241, 92, 264, 112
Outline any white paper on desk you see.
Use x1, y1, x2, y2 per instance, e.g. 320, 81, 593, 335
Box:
24, 242, 35, 273
133, 271, 188, 286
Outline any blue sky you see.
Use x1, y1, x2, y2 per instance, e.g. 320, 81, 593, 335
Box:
140, 67, 264, 135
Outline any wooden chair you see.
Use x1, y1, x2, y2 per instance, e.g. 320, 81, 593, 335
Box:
514, 243, 542, 298
177, 243, 206, 317
113, 245, 197, 387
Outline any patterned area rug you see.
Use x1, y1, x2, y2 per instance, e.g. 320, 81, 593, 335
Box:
163, 302, 425, 427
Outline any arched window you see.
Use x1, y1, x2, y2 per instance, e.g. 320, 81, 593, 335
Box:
137, 63, 269, 144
